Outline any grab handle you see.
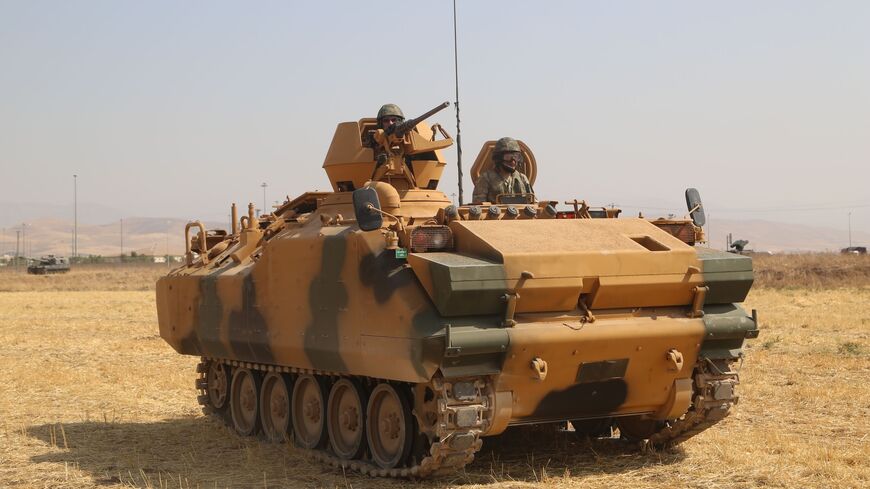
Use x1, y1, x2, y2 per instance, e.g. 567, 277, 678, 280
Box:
185, 221, 209, 266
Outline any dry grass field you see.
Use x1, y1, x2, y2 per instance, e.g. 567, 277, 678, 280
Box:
1, 256, 868, 488
0, 264, 167, 293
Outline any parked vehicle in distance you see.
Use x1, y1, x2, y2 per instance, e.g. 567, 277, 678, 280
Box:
841, 246, 867, 254
26, 255, 71, 274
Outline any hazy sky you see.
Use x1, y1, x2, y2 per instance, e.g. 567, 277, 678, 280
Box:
2, 1, 868, 234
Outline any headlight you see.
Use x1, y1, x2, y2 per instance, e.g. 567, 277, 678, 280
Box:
409, 225, 454, 252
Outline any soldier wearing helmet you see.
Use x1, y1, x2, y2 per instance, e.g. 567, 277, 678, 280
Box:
472, 137, 534, 204
365, 104, 406, 150
377, 104, 404, 131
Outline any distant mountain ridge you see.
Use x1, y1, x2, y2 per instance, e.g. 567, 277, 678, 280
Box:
706, 218, 866, 253
0, 217, 224, 257
0, 201, 123, 228
1, 215, 866, 258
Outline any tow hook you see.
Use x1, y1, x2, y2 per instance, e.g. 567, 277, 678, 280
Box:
667, 349, 684, 372
531, 357, 548, 381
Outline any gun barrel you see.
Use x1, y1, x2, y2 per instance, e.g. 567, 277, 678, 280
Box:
413, 101, 450, 124
392, 101, 451, 137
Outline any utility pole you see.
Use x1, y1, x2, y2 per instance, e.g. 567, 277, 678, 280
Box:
165, 220, 171, 268
16, 230, 20, 272
73, 174, 78, 260
120, 218, 124, 262
261, 182, 268, 216
848, 211, 852, 248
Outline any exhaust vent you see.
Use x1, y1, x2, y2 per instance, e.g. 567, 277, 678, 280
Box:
630, 235, 670, 252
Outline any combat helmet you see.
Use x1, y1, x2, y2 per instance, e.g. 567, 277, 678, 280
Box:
493, 136, 523, 170
494, 137, 521, 154
377, 104, 405, 127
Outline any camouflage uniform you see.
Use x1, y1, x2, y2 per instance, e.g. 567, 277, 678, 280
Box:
472, 168, 533, 203
472, 137, 534, 203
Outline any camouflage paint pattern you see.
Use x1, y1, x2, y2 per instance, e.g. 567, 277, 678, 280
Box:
157, 116, 756, 436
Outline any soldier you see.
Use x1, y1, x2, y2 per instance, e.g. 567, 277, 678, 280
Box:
366, 104, 405, 151
377, 104, 404, 131
472, 137, 534, 203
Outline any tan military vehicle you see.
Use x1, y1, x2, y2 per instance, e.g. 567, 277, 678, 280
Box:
157, 102, 758, 478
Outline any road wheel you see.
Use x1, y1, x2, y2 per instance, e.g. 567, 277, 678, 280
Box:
366, 383, 413, 469
260, 372, 292, 442
230, 368, 262, 436
327, 378, 366, 460
207, 361, 230, 411
292, 374, 328, 449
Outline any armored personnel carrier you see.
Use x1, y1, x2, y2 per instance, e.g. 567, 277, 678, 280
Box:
27, 255, 70, 274
156, 103, 758, 478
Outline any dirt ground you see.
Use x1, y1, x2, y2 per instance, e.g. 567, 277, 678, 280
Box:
0, 262, 868, 488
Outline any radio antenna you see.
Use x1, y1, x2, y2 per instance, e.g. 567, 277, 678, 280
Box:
453, 0, 464, 205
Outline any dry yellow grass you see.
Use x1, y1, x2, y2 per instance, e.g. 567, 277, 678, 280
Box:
0, 257, 868, 488
752, 253, 870, 289
0, 265, 167, 293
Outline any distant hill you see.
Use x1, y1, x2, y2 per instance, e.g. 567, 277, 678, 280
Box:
0, 217, 223, 257
0, 201, 123, 228
1, 215, 866, 258
707, 218, 867, 253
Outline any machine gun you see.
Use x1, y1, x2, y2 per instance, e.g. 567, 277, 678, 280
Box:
730, 239, 749, 253
372, 101, 453, 186
726, 233, 749, 254
386, 101, 450, 138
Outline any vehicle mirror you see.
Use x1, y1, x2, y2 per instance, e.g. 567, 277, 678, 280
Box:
352, 187, 383, 231
685, 188, 706, 227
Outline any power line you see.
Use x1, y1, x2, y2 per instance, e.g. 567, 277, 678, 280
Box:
73, 174, 77, 259
617, 202, 870, 214
618, 204, 681, 212
261, 182, 268, 216
711, 203, 870, 213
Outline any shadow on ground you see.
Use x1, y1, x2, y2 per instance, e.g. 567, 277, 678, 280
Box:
473, 425, 686, 482
27, 418, 685, 488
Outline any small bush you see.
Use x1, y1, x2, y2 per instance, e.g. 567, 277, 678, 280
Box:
838, 341, 864, 356
761, 335, 782, 350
